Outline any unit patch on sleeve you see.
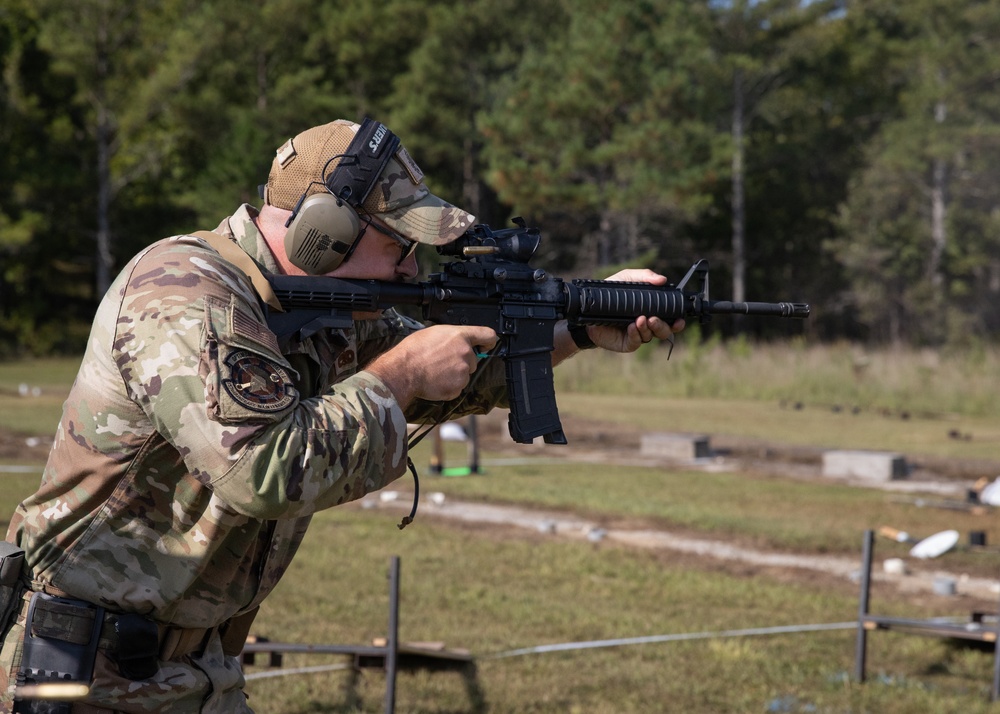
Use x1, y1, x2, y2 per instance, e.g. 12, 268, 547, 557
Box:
221, 350, 297, 413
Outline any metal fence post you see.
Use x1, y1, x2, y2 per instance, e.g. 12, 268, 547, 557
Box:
854, 529, 874, 683
384, 556, 401, 714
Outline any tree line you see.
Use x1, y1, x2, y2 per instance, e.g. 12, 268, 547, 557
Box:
1, 0, 998, 356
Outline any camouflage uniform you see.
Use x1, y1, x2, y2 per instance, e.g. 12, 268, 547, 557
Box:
0, 204, 506, 712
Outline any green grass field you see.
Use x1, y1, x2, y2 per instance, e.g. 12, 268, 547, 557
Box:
2, 466, 997, 713
2, 344, 1000, 712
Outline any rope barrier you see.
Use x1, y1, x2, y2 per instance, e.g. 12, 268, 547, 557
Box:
242, 621, 858, 682
485, 621, 858, 660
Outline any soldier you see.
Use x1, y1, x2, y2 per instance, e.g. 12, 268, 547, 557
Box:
0, 118, 681, 712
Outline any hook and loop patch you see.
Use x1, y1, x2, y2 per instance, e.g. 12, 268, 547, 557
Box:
221, 350, 296, 413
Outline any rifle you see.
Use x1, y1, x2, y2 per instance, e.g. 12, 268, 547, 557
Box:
265, 219, 810, 445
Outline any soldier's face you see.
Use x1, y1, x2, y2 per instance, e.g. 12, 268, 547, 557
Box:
328, 217, 419, 282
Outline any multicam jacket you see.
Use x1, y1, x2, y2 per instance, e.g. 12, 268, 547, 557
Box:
3, 204, 506, 711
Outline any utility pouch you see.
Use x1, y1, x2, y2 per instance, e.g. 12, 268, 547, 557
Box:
219, 606, 259, 657
14, 593, 103, 714
0, 541, 25, 630
112, 613, 159, 680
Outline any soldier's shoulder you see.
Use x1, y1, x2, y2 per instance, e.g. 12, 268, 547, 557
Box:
124, 234, 250, 296
134, 233, 227, 266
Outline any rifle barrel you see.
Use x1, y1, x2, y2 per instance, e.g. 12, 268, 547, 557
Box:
708, 301, 810, 318
568, 282, 809, 323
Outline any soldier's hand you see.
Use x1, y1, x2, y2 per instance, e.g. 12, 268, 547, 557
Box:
585, 268, 685, 353
366, 325, 498, 406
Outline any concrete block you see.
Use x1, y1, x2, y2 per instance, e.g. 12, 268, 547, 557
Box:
822, 450, 908, 482
641, 433, 711, 460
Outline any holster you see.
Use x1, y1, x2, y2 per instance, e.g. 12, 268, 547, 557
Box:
14, 593, 103, 714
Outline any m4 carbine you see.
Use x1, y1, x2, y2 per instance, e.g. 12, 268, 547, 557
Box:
265, 220, 809, 445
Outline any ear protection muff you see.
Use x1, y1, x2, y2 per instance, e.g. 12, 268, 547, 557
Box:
283, 118, 402, 274
283, 193, 362, 274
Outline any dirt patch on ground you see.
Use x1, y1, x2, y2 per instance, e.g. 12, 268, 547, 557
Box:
368, 494, 1000, 615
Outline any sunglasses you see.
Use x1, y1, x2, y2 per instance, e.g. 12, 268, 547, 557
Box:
364, 218, 419, 266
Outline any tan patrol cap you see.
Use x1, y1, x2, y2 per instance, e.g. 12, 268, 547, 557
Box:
263, 119, 476, 246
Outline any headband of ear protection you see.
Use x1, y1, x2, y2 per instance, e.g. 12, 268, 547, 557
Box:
283, 118, 401, 274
